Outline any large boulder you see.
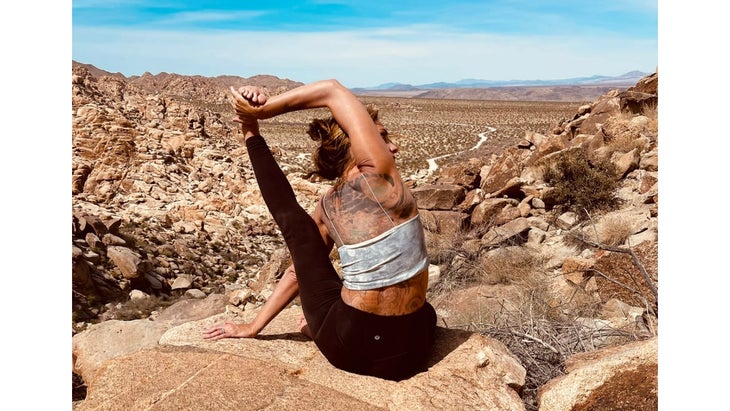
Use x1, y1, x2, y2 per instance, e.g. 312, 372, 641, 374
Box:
537, 337, 658, 411
73, 305, 528, 410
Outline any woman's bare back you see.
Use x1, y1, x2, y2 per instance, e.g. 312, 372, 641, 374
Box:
322, 172, 428, 316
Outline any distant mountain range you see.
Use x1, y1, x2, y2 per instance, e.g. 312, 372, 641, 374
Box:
354, 71, 650, 92
72, 60, 652, 102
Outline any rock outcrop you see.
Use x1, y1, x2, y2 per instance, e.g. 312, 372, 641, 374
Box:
74, 299, 527, 410
538, 337, 658, 410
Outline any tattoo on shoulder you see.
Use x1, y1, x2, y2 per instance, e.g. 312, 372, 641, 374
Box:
330, 172, 417, 224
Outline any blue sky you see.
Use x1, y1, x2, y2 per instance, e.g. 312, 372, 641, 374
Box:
71, 0, 658, 88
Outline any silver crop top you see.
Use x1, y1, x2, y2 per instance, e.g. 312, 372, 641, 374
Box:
322, 178, 429, 291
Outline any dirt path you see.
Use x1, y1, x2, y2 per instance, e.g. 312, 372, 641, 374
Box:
426, 127, 496, 175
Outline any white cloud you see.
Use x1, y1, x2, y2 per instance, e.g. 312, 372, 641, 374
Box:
72, 25, 657, 87
157, 10, 269, 25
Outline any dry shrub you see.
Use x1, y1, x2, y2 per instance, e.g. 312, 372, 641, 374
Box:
429, 233, 542, 293
425, 219, 484, 295
470, 273, 598, 410
428, 250, 482, 301
428, 239, 565, 410
564, 230, 658, 315
542, 149, 620, 216
605, 131, 643, 155
474, 272, 643, 411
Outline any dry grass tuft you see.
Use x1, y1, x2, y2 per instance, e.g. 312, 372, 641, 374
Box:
602, 103, 658, 154
478, 246, 546, 285
576, 214, 636, 247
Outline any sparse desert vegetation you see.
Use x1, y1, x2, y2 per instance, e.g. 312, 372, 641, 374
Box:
255, 97, 582, 179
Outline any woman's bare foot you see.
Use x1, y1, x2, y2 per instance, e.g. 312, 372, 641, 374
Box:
236, 85, 268, 105
297, 314, 313, 339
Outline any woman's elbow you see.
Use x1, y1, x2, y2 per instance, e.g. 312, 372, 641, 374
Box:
319, 79, 352, 97
321, 79, 345, 89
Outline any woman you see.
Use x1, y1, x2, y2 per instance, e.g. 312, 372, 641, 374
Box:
203, 80, 436, 381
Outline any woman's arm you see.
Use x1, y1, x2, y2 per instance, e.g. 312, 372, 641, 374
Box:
202, 264, 300, 340
244, 264, 301, 334
230, 80, 397, 175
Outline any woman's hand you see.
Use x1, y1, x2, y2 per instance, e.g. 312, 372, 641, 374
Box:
230, 85, 271, 138
203, 321, 259, 340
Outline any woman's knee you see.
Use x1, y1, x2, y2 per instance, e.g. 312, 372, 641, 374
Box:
276, 211, 321, 244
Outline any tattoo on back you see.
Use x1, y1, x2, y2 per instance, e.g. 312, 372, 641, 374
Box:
326, 172, 416, 244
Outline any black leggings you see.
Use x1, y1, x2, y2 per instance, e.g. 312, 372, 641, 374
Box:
246, 136, 436, 380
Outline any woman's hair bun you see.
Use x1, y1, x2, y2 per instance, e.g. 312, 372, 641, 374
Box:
307, 119, 329, 142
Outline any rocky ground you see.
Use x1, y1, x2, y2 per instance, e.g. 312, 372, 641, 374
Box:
71, 62, 581, 330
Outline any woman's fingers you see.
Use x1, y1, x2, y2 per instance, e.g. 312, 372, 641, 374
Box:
229, 86, 268, 120
229, 87, 252, 113
203, 323, 232, 340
